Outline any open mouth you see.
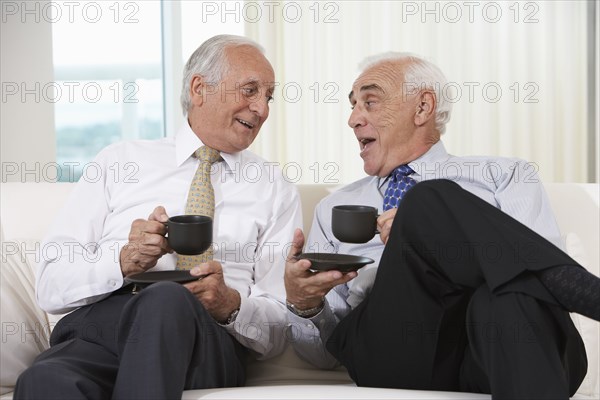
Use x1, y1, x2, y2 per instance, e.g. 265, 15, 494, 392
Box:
359, 138, 376, 152
236, 118, 255, 130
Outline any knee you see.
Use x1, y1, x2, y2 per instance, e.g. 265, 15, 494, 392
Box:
136, 281, 194, 309
15, 363, 39, 392
400, 179, 456, 211
15, 360, 67, 396
129, 281, 208, 319
143, 280, 188, 299
401, 179, 459, 209
393, 179, 458, 234
16, 358, 112, 399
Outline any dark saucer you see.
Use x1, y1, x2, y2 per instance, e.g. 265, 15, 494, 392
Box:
297, 253, 374, 273
125, 270, 199, 289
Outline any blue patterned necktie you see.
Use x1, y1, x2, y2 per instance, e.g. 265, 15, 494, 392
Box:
382, 165, 417, 211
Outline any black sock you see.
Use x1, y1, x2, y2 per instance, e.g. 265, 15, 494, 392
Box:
538, 265, 600, 321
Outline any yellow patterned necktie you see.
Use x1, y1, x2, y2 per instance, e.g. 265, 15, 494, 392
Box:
176, 146, 221, 270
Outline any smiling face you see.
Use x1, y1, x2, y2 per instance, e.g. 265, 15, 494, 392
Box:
187, 45, 275, 153
348, 60, 438, 177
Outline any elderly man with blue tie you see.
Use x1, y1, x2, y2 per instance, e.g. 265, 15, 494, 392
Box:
284, 52, 599, 399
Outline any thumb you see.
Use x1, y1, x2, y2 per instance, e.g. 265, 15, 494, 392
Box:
287, 228, 305, 259
149, 206, 169, 223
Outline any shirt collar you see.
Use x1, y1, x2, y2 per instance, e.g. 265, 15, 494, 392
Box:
174, 122, 242, 169
376, 140, 449, 189
408, 140, 450, 178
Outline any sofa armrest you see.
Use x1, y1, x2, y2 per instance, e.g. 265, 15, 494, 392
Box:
0, 240, 51, 395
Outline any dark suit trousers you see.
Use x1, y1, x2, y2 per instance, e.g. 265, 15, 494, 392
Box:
326, 180, 588, 400
15, 281, 245, 400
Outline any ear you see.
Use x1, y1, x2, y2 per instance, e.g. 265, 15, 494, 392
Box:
190, 74, 205, 107
414, 91, 436, 127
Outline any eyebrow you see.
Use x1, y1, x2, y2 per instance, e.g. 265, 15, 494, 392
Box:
241, 78, 260, 86
348, 84, 385, 101
240, 78, 275, 92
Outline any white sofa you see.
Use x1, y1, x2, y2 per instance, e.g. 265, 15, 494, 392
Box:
1, 182, 598, 399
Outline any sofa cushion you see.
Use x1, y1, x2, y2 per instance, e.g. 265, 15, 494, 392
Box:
0, 240, 51, 395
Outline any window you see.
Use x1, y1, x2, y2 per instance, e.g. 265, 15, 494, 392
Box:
51, 0, 163, 181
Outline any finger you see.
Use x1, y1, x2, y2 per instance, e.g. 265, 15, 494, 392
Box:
142, 221, 168, 235
190, 260, 222, 276
312, 269, 357, 284
334, 271, 358, 286
125, 253, 157, 270
128, 235, 169, 258
135, 243, 168, 257
137, 226, 171, 253
148, 206, 169, 223
287, 228, 305, 260
189, 268, 213, 280
129, 221, 167, 242
120, 248, 139, 266
128, 219, 148, 241
183, 279, 201, 293
136, 256, 159, 269
377, 208, 396, 230
380, 233, 387, 245
380, 222, 392, 244
287, 257, 313, 274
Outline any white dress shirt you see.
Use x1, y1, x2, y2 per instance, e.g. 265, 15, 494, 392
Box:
288, 140, 563, 368
36, 123, 303, 359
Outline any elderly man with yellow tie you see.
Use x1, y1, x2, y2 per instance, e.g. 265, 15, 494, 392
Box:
15, 35, 302, 399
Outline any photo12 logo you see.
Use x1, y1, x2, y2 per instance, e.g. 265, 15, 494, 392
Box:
199, 1, 340, 24
400, 1, 540, 24
2, 81, 139, 104
1, 162, 140, 183
403, 81, 540, 104
1, 1, 140, 24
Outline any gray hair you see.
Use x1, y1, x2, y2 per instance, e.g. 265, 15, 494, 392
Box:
180, 35, 265, 116
359, 52, 452, 135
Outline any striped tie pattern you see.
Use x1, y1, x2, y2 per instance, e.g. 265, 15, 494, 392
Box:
176, 146, 221, 269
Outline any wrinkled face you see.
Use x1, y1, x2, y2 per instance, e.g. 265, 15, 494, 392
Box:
188, 45, 275, 153
348, 61, 423, 177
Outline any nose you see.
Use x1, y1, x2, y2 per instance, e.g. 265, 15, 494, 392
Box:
348, 106, 365, 129
249, 95, 269, 119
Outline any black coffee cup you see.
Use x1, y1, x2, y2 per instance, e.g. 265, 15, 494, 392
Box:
167, 215, 212, 255
331, 205, 379, 243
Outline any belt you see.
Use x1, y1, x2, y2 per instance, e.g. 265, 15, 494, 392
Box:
113, 283, 143, 295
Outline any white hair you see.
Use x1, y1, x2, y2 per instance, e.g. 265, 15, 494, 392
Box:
180, 35, 265, 116
359, 52, 452, 135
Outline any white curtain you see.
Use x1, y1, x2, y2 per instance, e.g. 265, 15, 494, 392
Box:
246, 1, 592, 184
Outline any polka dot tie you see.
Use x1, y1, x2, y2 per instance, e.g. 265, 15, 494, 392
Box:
382, 165, 417, 211
176, 146, 221, 270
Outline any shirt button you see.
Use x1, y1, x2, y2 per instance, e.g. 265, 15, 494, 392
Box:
108, 280, 117, 287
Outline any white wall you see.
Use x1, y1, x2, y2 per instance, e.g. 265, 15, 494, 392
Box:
1, 0, 56, 183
